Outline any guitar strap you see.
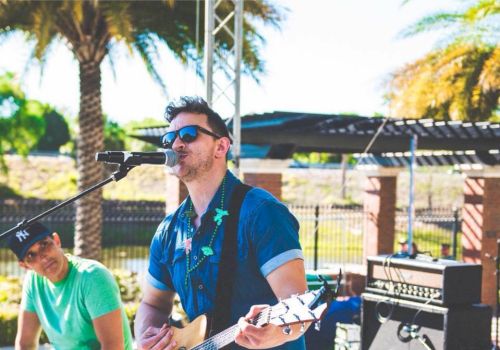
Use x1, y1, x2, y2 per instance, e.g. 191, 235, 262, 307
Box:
211, 182, 253, 334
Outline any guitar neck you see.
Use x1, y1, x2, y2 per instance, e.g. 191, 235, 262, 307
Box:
191, 310, 270, 350
188, 285, 333, 350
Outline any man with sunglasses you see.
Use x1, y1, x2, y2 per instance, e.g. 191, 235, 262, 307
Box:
135, 96, 308, 350
7, 222, 133, 349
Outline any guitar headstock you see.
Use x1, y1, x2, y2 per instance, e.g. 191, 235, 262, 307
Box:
265, 269, 343, 328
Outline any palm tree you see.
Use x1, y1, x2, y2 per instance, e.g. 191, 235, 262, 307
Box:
387, 0, 499, 121
0, 1, 283, 259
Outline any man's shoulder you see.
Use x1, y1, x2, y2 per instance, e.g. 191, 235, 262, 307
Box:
242, 187, 288, 214
69, 255, 112, 278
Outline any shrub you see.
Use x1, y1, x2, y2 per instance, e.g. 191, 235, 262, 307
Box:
0, 276, 22, 304
112, 269, 142, 303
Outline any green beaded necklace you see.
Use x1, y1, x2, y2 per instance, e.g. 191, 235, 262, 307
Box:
184, 176, 229, 287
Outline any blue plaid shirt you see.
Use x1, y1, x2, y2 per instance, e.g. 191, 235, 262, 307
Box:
147, 171, 305, 350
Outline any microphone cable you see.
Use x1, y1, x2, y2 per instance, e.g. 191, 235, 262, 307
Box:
396, 292, 439, 349
375, 254, 399, 324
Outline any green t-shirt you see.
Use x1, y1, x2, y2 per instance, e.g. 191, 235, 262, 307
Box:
21, 255, 133, 350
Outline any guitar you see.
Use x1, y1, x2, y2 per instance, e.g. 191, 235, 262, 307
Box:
169, 272, 342, 350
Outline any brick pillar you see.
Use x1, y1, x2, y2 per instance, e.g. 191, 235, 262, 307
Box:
165, 172, 188, 213
243, 173, 282, 200
361, 168, 400, 263
461, 170, 500, 308
240, 159, 291, 201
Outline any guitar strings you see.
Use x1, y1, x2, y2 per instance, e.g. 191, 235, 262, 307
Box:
189, 292, 319, 349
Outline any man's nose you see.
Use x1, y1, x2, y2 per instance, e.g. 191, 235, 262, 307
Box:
39, 249, 50, 261
172, 135, 186, 150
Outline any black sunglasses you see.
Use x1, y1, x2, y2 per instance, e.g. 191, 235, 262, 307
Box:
161, 125, 223, 149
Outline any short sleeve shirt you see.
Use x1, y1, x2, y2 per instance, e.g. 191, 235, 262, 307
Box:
147, 171, 305, 350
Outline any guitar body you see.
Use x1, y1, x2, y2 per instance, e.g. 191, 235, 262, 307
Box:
171, 314, 208, 350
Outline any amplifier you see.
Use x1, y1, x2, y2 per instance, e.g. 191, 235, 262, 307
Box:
361, 292, 492, 350
366, 255, 482, 306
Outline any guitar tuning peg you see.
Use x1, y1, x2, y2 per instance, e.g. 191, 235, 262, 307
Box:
282, 325, 292, 335
314, 320, 321, 331
300, 322, 305, 333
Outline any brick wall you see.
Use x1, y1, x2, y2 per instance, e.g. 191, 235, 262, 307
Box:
363, 176, 397, 261
462, 176, 500, 307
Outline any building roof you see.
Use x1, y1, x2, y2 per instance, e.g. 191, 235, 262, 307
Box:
131, 112, 500, 165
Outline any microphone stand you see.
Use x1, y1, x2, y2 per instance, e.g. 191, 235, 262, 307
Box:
0, 163, 136, 241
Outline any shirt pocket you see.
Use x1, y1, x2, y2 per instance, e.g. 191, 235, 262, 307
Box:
203, 253, 221, 302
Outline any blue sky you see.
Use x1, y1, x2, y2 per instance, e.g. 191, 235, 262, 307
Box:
0, 0, 455, 124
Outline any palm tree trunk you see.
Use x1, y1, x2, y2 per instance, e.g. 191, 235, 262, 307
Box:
74, 60, 104, 260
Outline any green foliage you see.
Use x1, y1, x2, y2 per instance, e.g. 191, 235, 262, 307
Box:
112, 269, 142, 303
293, 152, 340, 164
36, 110, 71, 152
0, 302, 20, 346
401, 0, 500, 45
0, 1, 285, 90
388, 0, 499, 121
104, 118, 127, 151
124, 117, 165, 152
0, 72, 46, 171
0, 183, 22, 198
387, 43, 499, 121
0, 276, 22, 304
0, 0, 285, 257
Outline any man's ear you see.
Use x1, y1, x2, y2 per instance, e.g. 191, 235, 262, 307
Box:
215, 137, 231, 159
52, 232, 62, 247
19, 260, 31, 270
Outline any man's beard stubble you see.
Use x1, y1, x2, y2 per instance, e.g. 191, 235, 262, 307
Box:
177, 152, 214, 183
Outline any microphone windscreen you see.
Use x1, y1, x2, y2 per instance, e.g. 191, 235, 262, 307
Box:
165, 149, 178, 167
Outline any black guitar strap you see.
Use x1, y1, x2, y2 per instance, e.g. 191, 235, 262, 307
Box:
211, 182, 252, 334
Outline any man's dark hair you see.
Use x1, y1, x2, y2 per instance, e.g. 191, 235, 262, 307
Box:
164, 96, 231, 140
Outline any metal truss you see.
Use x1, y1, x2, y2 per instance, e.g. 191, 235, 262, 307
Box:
204, 0, 244, 172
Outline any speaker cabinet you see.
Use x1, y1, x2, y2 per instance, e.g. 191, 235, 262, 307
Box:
361, 293, 492, 350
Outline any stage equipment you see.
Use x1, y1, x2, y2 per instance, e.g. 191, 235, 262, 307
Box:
361, 292, 492, 350
366, 255, 482, 306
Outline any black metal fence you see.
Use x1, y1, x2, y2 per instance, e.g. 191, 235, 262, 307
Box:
0, 199, 165, 277
1, 199, 462, 276
289, 204, 365, 270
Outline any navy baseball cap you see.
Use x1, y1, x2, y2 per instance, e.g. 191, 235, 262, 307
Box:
7, 222, 52, 260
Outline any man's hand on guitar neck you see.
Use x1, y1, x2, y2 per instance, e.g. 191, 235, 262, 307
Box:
235, 305, 308, 349
137, 323, 177, 350
135, 284, 176, 350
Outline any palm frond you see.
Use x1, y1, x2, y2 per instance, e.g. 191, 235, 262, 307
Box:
100, 1, 134, 52
132, 33, 168, 96
400, 13, 462, 38
388, 42, 499, 121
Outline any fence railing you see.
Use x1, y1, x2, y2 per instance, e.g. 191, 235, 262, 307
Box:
289, 204, 365, 270
395, 207, 461, 260
0, 199, 461, 276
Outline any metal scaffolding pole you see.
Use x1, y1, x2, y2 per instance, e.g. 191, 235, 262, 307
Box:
204, 0, 244, 175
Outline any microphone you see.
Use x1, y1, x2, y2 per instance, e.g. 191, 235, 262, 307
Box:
95, 150, 178, 167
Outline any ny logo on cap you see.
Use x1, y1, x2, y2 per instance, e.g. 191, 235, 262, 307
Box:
16, 230, 30, 242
